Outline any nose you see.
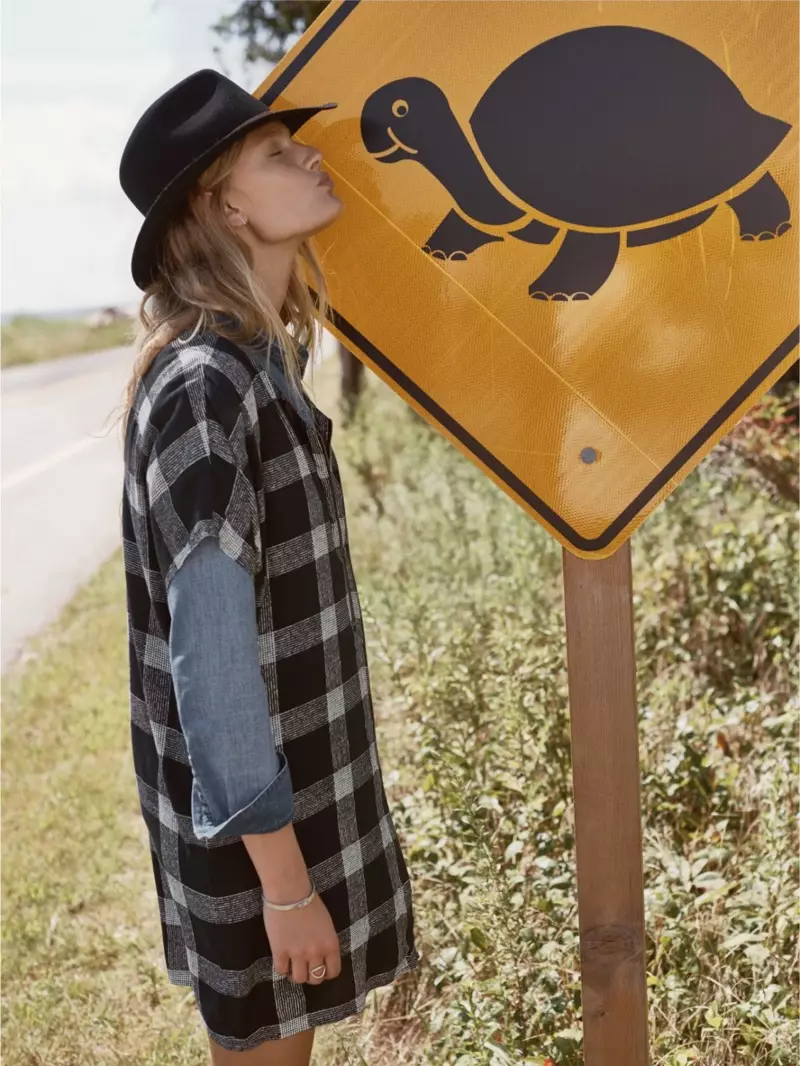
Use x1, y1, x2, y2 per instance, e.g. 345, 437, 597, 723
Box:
306, 145, 324, 171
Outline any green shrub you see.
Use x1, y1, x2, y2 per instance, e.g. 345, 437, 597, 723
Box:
335, 379, 798, 1066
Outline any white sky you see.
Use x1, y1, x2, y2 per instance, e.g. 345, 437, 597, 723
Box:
2, 0, 281, 315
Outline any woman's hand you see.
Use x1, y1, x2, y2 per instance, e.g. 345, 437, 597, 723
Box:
263, 890, 342, 984
241, 821, 342, 983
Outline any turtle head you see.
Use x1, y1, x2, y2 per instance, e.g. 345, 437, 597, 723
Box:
360, 77, 453, 164
360, 76, 514, 225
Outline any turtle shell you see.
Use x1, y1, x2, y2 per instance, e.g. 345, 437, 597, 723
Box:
470, 25, 792, 229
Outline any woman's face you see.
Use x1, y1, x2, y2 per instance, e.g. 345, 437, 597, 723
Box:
222, 118, 343, 244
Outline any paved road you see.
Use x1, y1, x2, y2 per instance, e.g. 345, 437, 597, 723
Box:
1, 331, 339, 674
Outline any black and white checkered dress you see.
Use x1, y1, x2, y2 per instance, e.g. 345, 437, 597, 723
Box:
121, 328, 419, 1050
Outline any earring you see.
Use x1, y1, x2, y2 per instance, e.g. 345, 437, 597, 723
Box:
234, 210, 247, 225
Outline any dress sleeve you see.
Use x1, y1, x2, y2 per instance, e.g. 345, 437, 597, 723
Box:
167, 536, 294, 841
145, 364, 262, 594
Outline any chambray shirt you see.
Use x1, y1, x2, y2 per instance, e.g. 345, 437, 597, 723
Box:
167, 329, 315, 840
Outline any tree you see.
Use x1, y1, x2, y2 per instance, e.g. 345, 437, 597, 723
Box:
770, 358, 799, 425
210, 1, 328, 65
211, 1, 365, 421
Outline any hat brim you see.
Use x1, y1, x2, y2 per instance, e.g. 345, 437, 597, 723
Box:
130, 101, 338, 290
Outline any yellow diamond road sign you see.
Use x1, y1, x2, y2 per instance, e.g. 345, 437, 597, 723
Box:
255, 1, 799, 559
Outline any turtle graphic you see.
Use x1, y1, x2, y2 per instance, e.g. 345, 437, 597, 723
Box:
360, 24, 793, 301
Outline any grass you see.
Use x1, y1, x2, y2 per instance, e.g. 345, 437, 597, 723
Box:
2, 349, 797, 1065
1, 315, 136, 369
329, 382, 798, 1066
1, 562, 211, 1064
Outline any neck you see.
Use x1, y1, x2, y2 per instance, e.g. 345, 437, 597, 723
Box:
249, 236, 300, 312
417, 118, 526, 225
212, 313, 310, 376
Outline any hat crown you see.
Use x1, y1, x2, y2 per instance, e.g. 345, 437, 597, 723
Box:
120, 69, 265, 215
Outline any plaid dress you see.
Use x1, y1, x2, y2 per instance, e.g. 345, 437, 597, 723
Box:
121, 328, 419, 1050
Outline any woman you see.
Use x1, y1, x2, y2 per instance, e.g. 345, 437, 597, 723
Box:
116, 69, 419, 1063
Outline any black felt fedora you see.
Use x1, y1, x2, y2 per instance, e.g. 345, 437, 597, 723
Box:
119, 68, 338, 290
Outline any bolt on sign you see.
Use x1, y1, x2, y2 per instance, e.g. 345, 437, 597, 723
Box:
255, 1, 799, 559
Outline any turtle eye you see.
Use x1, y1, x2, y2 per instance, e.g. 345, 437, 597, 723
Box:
392, 99, 409, 119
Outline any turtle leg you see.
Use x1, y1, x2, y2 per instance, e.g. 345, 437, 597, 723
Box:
626, 206, 717, 246
726, 171, 792, 241
508, 215, 560, 246
422, 209, 503, 261
529, 230, 620, 301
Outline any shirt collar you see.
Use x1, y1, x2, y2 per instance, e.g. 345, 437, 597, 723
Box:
212, 313, 309, 375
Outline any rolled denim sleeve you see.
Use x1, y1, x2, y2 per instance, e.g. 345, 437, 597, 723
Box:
166, 535, 294, 840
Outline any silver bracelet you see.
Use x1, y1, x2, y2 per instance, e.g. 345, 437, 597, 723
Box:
262, 881, 316, 911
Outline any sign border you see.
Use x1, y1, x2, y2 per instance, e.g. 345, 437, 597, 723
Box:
262, 0, 800, 553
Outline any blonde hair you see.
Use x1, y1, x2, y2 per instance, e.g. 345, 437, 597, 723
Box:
112, 130, 331, 444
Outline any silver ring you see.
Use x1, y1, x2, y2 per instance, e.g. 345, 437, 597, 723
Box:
310, 964, 327, 979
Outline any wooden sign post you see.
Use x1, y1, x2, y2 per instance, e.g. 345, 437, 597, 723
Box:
562, 542, 649, 1065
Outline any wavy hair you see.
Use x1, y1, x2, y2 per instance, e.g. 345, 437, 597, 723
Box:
111, 130, 331, 444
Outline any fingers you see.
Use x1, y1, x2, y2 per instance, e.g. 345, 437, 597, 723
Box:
324, 945, 342, 980
277, 949, 342, 984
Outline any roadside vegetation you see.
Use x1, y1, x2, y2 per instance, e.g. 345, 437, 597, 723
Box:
1, 314, 135, 368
